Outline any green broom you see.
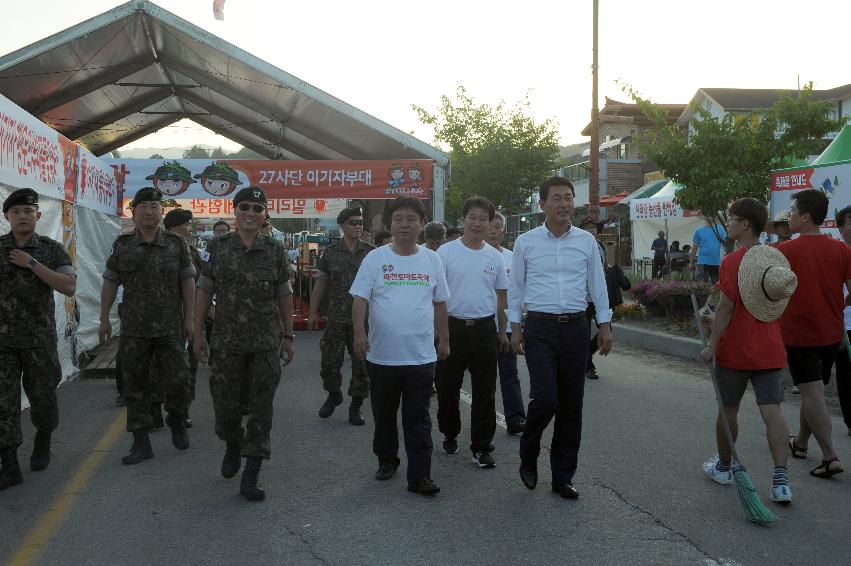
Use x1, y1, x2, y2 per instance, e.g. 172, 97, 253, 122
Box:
691, 294, 775, 526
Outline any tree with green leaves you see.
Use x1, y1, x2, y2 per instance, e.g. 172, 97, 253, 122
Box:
413, 86, 560, 221
625, 83, 846, 242
149, 153, 165, 160
210, 146, 227, 158
182, 145, 211, 159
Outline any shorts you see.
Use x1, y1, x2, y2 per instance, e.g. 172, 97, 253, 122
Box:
714, 365, 785, 406
696, 264, 720, 284
785, 344, 838, 386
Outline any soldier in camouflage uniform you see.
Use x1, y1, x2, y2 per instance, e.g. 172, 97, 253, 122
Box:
0, 188, 77, 491
163, 208, 204, 428
308, 206, 374, 425
99, 187, 196, 465
195, 186, 295, 502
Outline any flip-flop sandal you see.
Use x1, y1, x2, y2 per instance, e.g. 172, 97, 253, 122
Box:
810, 457, 844, 479
789, 435, 807, 459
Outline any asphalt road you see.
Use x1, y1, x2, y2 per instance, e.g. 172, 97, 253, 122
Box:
1, 332, 849, 566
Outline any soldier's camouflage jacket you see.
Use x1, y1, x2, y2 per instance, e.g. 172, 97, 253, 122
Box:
198, 232, 292, 353
316, 239, 373, 321
103, 228, 195, 337
0, 233, 74, 349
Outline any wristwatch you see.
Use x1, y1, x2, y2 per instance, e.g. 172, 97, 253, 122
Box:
27, 258, 38, 269
283, 334, 295, 341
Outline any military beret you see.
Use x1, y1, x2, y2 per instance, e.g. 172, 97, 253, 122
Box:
129, 187, 163, 208
233, 186, 268, 208
337, 207, 363, 225
3, 188, 39, 213
163, 208, 193, 229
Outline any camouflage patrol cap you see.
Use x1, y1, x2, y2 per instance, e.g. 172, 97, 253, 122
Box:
163, 208, 193, 229
3, 188, 39, 213
129, 187, 163, 208
233, 186, 268, 208
194, 161, 242, 184
337, 206, 363, 224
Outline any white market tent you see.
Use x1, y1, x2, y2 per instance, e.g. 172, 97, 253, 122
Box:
0, 0, 450, 406
0, 0, 449, 216
628, 181, 705, 272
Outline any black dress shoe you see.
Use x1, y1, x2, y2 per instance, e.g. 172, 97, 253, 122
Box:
407, 478, 440, 495
30, 430, 51, 472
552, 482, 579, 499
374, 462, 398, 480
519, 464, 537, 490
506, 418, 525, 435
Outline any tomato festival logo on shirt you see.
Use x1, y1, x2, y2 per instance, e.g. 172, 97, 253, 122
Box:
383, 270, 432, 286
483, 262, 496, 276
382, 264, 395, 273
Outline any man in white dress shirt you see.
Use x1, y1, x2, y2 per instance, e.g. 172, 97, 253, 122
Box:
509, 176, 612, 499
436, 197, 509, 468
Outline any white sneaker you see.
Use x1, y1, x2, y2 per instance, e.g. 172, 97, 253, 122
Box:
770, 484, 792, 503
702, 455, 733, 485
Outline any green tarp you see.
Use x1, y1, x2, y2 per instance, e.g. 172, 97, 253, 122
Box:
813, 125, 851, 165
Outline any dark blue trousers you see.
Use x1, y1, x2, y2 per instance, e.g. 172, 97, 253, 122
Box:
368, 362, 435, 484
498, 334, 525, 423
519, 316, 589, 486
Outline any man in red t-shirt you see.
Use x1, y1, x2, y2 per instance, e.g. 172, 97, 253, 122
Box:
779, 189, 850, 479
700, 198, 797, 502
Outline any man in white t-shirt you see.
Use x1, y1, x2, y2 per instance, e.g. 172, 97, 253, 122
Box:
351, 197, 450, 496
436, 197, 509, 468
488, 212, 525, 435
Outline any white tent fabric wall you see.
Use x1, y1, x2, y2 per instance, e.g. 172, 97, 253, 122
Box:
631, 216, 706, 272
74, 205, 121, 357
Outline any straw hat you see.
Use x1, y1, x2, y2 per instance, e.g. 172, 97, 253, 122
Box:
737, 245, 797, 322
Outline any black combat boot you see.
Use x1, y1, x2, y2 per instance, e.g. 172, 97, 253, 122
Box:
318, 391, 343, 418
151, 403, 165, 431
30, 430, 52, 471
166, 413, 189, 451
221, 441, 242, 479
239, 456, 265, 501
0, 448, 23, 491
121, 431, 154, 465
348, 397, 366, 426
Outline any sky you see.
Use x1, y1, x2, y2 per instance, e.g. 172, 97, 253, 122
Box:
2, 0, 849, 153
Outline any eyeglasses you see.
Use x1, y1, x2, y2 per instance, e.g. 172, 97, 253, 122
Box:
238, 203, 265, 213
346, 220, 364, 226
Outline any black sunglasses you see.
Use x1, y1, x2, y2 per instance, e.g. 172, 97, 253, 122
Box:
238, 203, 265, 213
346, 220, 364, 226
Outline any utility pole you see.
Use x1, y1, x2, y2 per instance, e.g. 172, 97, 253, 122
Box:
589, 0, 601, 222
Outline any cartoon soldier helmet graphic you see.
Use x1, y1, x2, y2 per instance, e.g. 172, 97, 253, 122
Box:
194, 160, 243, 197
145, 160, 195, 196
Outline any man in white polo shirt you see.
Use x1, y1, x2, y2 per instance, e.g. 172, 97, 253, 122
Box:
510, 176, 612, 499
351, 196, 450, 496
436, 196, 509, 468
488, 212, 526, 435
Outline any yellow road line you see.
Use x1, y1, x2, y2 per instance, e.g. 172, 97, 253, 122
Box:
8, 409, 126, 566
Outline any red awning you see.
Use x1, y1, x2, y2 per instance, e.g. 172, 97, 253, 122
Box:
589, 191, 632, 208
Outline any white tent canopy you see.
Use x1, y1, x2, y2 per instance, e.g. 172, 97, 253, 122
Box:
629, 181, 705, 272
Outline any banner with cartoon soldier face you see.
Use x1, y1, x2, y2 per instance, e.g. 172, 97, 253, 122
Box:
107, 158, 434, 203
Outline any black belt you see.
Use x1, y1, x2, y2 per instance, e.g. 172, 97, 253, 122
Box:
449, 315, 495, 327
527, 311, 584, 323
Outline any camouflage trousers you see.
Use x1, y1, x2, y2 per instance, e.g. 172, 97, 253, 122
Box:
320, 319, 369, 399
120, 335, 191, 432
210, 348, 282, 459
0, 347, 61, 450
